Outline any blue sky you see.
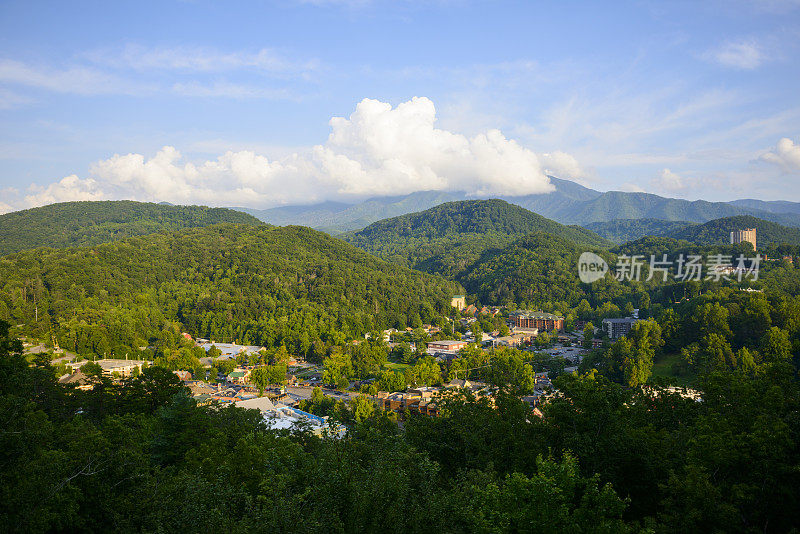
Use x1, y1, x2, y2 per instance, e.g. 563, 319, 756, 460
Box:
1, 0, 799, 212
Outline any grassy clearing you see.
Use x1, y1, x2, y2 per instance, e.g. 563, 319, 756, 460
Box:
650, 352, 695, 387
383, 361, 410, 372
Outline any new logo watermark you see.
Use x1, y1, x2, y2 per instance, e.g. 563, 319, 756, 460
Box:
578, 252, 609, 283
577, 252, 761, 283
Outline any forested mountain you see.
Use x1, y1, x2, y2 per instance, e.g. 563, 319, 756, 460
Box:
232, 176, 800, 232
0, 224, 461, 359
340, 199, 612, 290
584, 218, 694, 244
731, 198, 800, 215
0, 201, 263, 256
665, 215, 800, 248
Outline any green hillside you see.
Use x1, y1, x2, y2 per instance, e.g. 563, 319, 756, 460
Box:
0, 224, 461, 358
457, 231, 621, 308
346, 198, 610, 253
666, 215, 800, 248
0, 201, 264, 256
584, 218, 695, 244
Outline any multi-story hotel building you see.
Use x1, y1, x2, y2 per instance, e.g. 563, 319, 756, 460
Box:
511, 311, 564, 332
730, 228, 757, 249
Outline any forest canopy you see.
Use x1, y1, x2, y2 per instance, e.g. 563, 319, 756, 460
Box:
0, 200, 264, 255
0, 224, 462, 358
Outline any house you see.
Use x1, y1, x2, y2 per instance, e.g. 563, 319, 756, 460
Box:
58, 370, 93, 391
227, 369, 250, 384
173, 370, 192, 381
463, 304, 478, 316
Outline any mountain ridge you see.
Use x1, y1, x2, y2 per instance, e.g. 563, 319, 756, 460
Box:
229, 177, 800, 233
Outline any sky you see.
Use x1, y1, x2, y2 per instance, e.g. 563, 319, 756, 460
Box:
1, 0, 799, 213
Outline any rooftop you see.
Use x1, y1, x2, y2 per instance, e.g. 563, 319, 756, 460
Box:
513, 311, 564, 320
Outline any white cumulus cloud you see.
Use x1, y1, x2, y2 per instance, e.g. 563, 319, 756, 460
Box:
23, 175, 107, 206
7, 97, 567, 211
760, 137, 800, 172
651, 168, 688, 194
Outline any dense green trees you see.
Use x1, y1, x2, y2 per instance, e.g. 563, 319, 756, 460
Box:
584, 218, 694, 244
0, 200, 263, 255
343, 200, 611, 288
0, 224, 462, 360
2, 302, 800, 532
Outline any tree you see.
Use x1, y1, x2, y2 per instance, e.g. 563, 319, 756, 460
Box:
250, 363, 287, 394
322, 352, 353, 387
759, 327, 792, 363
471, 321, 483, 343
408, 356, 442, 387
582, 322, 595, 349
349, 394, 376, 423
487, 348, 535, 394
377, 370, 406, 392
212, 358, 236, 377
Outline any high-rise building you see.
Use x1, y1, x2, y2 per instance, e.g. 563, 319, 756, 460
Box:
730, 228, 757, 249
451, 295, 466, 310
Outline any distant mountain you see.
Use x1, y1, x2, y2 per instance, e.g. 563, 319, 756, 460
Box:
0, 201, 264, 256
665, 215, 800, 248
584, 219, 695, 244
232, 176, 800, 233
237, 191, 467, 234
342, 199, 612, 281
730, 199, 800, 215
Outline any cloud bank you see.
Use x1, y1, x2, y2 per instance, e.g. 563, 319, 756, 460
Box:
12, 97, 562, 211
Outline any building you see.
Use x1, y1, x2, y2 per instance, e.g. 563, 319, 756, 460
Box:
512, 311, 564, 332
450, 295, 466, 310
66, 358, 147, 377
227, 370, 250, 384
730, 228, 757, 249
173, 370, 192, 381
58, 370, 93, 391
428, 339, 469, 353
491, 333, 533, 348
602, 317, 639, 340
463, 304, 478, 316
198, 342, 264, 358
382, 388, 440, 416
